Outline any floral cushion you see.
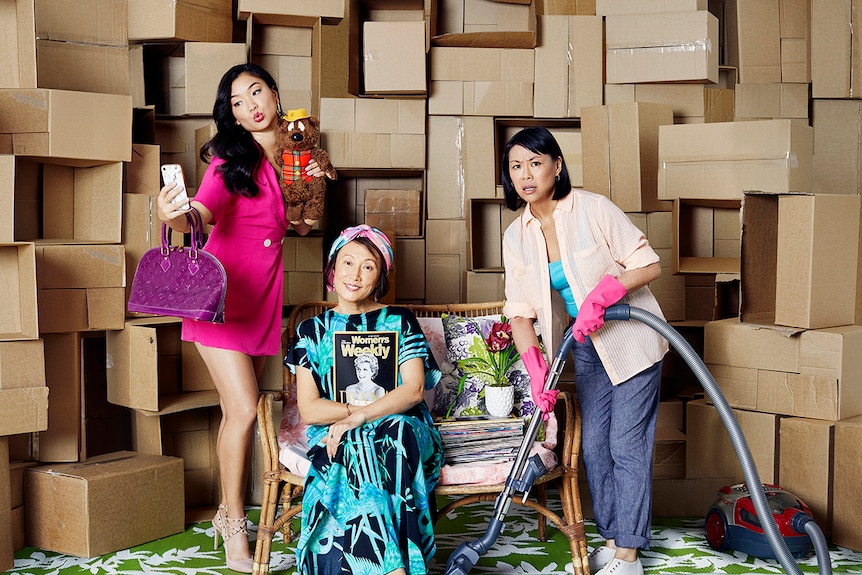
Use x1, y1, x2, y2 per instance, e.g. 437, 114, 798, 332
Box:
430, 313, 541, 420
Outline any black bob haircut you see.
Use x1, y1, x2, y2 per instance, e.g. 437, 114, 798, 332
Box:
500, 126, 572, 211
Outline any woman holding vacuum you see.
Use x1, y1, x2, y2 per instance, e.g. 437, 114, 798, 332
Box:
499, 127, 668, 575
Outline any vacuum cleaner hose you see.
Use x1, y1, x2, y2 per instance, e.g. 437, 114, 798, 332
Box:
607, 304, 832, 575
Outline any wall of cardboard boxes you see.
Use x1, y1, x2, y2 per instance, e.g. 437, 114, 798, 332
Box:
3, 0, 862, 565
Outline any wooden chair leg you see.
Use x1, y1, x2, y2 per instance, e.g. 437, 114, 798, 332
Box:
253, 474, 282, 575
536, 483, 548, 541
559, 473, 589, 575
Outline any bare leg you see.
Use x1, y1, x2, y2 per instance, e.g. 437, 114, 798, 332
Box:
196, 343, 266, 564
603, 539, 637, 563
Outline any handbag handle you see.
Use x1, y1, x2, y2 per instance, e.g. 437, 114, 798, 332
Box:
160, 207, 206, 257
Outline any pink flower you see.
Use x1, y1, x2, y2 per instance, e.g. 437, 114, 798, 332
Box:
486, 322, 513, 352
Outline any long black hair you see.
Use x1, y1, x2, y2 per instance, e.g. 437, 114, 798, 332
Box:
200, 63, 280, 198
500, 126, 572, 211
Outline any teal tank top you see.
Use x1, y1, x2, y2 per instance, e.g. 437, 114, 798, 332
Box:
549, 260, 579, 318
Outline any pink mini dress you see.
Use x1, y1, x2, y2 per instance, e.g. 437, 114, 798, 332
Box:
182, 157, 290, 356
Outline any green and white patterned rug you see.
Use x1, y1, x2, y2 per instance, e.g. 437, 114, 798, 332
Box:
8, 495, 862, 574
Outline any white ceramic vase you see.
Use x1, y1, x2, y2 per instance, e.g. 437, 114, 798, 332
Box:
484, 384, 514, 417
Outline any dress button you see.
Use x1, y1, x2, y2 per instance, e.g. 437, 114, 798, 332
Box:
264, 238, 272, 247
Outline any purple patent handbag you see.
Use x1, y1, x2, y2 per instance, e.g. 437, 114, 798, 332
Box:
127, 207, 227, 323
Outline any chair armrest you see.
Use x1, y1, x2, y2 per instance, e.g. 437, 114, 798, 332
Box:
257, 391, 284, 473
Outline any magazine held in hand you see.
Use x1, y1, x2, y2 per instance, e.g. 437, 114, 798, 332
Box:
334, 331, 397, 406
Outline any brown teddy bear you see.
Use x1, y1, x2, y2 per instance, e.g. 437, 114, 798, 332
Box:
276, 108, 336, 226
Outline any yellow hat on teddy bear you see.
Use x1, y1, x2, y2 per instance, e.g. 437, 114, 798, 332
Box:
284, 108, 308, 122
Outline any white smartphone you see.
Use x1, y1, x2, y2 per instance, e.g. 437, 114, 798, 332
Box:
161, 163, 190, 211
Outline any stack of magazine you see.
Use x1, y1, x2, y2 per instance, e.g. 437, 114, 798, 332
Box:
435, 415, 526, 466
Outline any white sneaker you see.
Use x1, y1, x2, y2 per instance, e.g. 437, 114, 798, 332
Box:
594, 558, 644, 575
587, 546, 617, 573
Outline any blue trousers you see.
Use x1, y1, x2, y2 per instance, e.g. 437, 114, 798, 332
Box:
573, 336, 662, 550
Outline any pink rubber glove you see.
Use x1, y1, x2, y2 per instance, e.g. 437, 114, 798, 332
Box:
572, 275, 627, 344
522, 346, 559, 419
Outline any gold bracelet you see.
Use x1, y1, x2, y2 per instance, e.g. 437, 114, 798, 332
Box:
346, 404, 352, 416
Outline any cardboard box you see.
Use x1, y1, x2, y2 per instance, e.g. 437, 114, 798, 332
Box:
25, 451, 185, 557
247, 14, 321, 116
0, 89, 132, 164
1, 0, 129, 93
0, 438, 10, 571
106, 317, 217, 413
132, 407, 220, 514
285, 271, 325, 305
395, 238, 425, 301
604, 82, 735, 123
605, 10, 719, 84
833, 415, 862, 551
582, 102, 674, 213
283, 235, 324, 272
724, 0, 781, 83
8, 158, 123, 244
425, 254, 464, 304
651, 476, 736, 518
35, 243, 126, 333
128, 0, 232, 42
125, 144, 161, 195
685, 398, 779, 484
734, 83, 809, 121
596, 0, 707, 14
428, 47, 534, 116
712, 349, 862, 422
0, 340, 44, 390
433, 0, 537, 48
464, 269, 505, 302
653, 428, 686, 479
812, 99, 862, 196
658, 119, 813, 200
704, 317, 800, 372
363, 21, 426, 95
34, 0, 128, 45
0, 156, 12, 241
672, 199, 741, 274
810, 0, 856, 98
237, 0, 345, 23
533, 15, 603, 118
740, 192, 860, 329
364, 189, 423, 237
39, 333, 82, 462
154, 43, 247, 116
778, 417, 833, 534
45, 162, 124, 243
33, 40, 130, 95
0, 387, 49, 436
0, 242, 38, 341
320, 98, 426, 169
425, 220, 467, 303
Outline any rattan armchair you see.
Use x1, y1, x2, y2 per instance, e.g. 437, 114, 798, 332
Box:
252, 300, 590, 575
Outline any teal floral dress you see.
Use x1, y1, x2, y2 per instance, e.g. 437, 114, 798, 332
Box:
285, 306, 444, 575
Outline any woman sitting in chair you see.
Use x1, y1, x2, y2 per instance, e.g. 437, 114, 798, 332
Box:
285, 224, 444, 575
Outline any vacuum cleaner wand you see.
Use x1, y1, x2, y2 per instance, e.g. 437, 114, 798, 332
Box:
443, 304, 833, 575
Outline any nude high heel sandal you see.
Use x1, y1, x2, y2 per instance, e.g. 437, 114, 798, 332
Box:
212, 505, 253, 573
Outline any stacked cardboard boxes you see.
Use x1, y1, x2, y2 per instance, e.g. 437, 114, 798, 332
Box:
6, 0, 862, 565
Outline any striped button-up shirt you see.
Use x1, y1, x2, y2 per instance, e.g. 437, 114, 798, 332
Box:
502, 189, 668, 385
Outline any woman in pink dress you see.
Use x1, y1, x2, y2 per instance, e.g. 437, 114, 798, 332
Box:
157, 63, 326, 572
